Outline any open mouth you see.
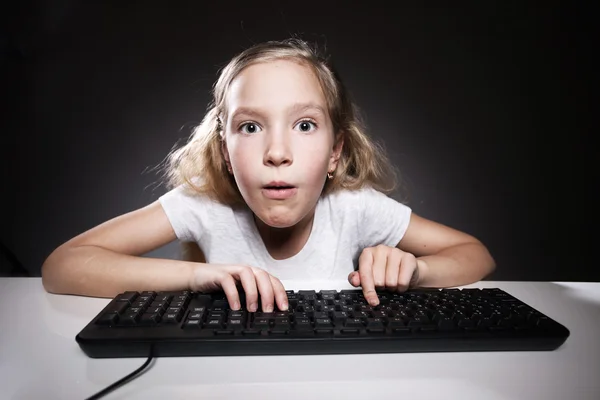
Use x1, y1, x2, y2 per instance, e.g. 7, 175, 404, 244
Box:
262, 182, 297, 199
263, 185, 295, 190
263, 181, 296, 190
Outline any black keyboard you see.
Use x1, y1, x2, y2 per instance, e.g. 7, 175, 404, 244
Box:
76, 288, 570, 358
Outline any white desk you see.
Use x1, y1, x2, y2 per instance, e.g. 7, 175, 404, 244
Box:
1, 278, 599, 400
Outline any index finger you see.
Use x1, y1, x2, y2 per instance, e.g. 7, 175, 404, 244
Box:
218, 274, 242, 310
358, 249, 379, 306
269, 275, 289, 311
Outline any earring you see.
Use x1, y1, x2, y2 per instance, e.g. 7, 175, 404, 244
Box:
327, 171, 333, 179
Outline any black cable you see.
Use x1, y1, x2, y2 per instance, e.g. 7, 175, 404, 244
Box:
85, 354, 154, 400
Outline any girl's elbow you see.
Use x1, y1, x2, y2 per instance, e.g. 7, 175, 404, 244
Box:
41, 247, 67, 294
481, 247, 496, 278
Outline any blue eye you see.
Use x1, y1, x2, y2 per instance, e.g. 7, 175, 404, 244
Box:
239, 123, 261, 134
294, 120, 317, 132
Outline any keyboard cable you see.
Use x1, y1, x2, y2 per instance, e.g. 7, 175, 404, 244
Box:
84, 348, 154, 400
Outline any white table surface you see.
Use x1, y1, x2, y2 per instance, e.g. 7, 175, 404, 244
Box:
1, 278, 599, 400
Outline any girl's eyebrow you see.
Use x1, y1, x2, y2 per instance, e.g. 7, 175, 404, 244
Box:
230, 102, 326, 120
288, 102, 326, 116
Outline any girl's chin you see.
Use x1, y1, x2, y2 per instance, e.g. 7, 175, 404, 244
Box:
256, 213, 299, 229
250, 205, 305, 229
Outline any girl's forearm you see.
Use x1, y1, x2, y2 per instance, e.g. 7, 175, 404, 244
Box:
42, 245, 196, 298
415, 242, 496, 288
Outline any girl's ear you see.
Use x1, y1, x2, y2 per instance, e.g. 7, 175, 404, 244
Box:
329, 131, 344, 169
218, 114, 234, 174
221, 138, 233, 174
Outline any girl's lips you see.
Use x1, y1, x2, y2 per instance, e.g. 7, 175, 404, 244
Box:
261, 187, 298, 200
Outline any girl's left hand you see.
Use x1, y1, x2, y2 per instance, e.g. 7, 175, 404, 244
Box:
348, 245, 422, 306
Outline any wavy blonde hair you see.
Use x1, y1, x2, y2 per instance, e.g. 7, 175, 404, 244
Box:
160, 38, 400, 206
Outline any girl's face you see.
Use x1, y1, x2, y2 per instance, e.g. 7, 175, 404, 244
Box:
223, 59, 342, 228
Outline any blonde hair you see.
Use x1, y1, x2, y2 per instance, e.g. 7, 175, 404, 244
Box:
160, 38, 400, 206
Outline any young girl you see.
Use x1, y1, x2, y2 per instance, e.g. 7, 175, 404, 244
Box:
41, 38, 495, 313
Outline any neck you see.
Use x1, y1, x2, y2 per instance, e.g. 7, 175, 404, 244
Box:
253, 209, 315, 260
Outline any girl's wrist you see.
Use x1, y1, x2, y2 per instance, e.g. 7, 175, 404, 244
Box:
187, 262, 200, 291
412, 259, 428, 288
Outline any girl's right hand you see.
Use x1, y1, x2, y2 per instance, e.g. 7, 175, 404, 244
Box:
188, 263, 288, 313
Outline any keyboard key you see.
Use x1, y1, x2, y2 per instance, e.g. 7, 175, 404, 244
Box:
345, 318, 364, 328
120, 312, 140, 325
139, 313, 161, 325
299, 290, 317, 300
227, 319, 245, 330
366, 319, 385, 329
254, 319, 271, 329
106, 302, 129, 315
183, 319, 201, 329
388, 317, 405, 327
115, 292, 138, 304
315, 318, 332, 328
163, 313, 182, 324
132, 301, 148, 309
96, 313, 118, 325
156, 294, 173, 303
295, 319, 313, 329
255, 312, 276, 319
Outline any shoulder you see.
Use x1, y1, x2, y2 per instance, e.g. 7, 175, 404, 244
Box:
320, 186, 411, 226
158, 182, 232, 214
157, 182, 236, 243
324, 185, 409, 209
321, 186, 412, 248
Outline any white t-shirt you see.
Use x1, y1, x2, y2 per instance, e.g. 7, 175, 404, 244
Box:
158, 185, 412, 280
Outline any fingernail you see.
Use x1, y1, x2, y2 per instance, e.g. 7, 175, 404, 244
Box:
281, 302, 288, 311
250, 303, 257, 312
232, 301, 240, 310
265, 305, 274, 313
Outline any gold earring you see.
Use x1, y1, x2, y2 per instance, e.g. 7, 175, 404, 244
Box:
327, 171, 333, 179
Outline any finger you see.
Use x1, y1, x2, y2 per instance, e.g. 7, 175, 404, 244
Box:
235, 266, 259, 312
372, 246, 388, 289
385, 248, 402, 292
252, 268, 275, 312
397, 252, 418, 292
269, 275, 289, 311
219, 273, 241, 310
348, 271, 360, 287
358, 248, 379, 306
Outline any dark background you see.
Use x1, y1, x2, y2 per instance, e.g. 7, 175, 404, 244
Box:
1, 1, 592, 281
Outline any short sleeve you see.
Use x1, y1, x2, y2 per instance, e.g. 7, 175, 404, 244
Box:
158, 185, 205, 243
359, 187, 412, 248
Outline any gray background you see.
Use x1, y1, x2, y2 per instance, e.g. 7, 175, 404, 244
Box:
2, 2, 592, 281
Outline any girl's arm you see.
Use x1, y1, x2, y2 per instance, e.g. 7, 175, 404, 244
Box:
41, 202, 288, 312
42, 201, 195, 298
349, 213, 496, 305
397, 213, 496, 288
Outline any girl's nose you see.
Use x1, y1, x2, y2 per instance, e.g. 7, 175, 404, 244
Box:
263, 131, 293, 167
